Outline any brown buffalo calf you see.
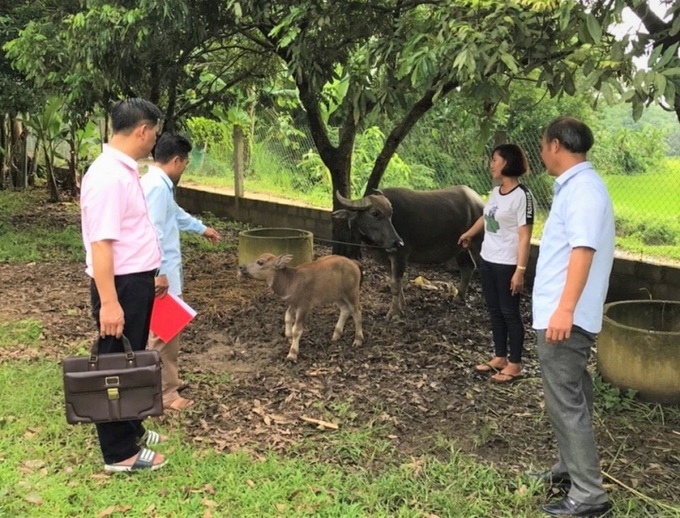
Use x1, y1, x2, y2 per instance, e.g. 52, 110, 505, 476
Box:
239, 253, 363, 361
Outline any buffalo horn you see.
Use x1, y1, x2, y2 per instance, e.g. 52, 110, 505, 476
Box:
335, 191, 372, 210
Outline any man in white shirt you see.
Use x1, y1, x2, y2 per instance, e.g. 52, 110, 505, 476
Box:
531, 117, 615, 517
141, 133, 220, 410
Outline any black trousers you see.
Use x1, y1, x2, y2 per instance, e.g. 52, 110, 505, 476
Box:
479, 258, 524, 364
90, 270, 155, 464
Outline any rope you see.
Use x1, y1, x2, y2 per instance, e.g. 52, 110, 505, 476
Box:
312, 237, 478, 266
312, 236, 384, 249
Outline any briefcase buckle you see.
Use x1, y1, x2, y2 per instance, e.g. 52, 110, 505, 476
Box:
107, 388, 119, 400
105, 376, 120, 386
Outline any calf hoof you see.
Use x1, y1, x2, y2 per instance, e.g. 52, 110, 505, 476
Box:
286, 353, 298, 363
352, 339, 363, 347
331, 332, 341, 342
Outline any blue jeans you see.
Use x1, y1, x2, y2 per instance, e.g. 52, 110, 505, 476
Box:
479, 258, 524, 363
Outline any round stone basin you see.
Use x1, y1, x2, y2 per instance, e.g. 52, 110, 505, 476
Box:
598, 300, 680, 404
238, 228, 313, 268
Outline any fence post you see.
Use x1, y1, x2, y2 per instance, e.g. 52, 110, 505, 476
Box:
233, 125, 245, 198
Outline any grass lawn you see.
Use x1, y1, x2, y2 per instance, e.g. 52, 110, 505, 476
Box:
0, 359, 541, 518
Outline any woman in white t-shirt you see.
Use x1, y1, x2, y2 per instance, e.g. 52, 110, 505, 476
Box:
459, 144, 534, 382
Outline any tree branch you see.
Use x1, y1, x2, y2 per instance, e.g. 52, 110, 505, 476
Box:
364, 79, 458, 193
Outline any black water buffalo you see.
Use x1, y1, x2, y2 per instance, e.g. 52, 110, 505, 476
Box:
333, 186, 484, 319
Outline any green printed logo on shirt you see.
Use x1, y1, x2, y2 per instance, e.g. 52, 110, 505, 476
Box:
484, 213, 500, 233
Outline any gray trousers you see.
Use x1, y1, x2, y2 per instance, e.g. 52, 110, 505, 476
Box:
536, 327, 608, 505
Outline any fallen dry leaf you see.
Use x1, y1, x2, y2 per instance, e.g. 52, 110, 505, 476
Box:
23, 460, 46, 470
24, 495, 43, 506
97, 506, 116, 518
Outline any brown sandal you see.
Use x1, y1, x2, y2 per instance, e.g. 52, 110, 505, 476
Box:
491, 371, 524, 383
475, 362, 505, 374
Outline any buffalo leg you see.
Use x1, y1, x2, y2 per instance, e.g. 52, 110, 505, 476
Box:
387, 253, 407, 319
455, 249, 478, 300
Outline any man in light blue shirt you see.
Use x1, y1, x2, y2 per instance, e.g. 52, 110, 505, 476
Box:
530, 117, 614, 518
142, 134, 220, 410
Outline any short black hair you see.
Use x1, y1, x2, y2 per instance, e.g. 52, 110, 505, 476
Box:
492, 143, 529, 177
110, 98, 162, 134
544, 117, 594, 154
153, 133, 192, 163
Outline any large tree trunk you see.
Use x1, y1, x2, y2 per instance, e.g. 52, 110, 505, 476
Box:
296, 74, 362, 258
330, 166, 361, 258
163, 70, 179, 133
9, 116, 27, 189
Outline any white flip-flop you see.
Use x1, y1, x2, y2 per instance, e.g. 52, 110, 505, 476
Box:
138, 430, 167, 447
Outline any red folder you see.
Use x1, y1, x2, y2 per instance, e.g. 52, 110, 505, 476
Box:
149, 293, 197, 343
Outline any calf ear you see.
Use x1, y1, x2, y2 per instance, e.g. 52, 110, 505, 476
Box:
275, 254, 294, 269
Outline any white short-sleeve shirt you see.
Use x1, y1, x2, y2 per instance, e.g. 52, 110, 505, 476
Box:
480, 184, 534, 265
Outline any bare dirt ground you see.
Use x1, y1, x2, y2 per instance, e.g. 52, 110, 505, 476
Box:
1, 199, 678, 506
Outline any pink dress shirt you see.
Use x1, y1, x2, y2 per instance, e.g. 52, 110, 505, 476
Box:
80, 145, 161, 277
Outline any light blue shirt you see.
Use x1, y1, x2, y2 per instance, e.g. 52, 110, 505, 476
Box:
532, 161, 615, 334
141, 165, 207, 295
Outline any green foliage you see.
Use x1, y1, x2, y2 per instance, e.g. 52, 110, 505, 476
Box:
592, 126, 669, 176
186, 117, 230, 153
615, 215, 678, 247
294, 126, 436, 198
594, 374, 638, 413
70, 120, 101, 168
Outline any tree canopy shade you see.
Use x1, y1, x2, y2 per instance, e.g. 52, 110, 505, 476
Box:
226, 0, 623, 252
3, 0, 273, 131
613, 0, 680, 122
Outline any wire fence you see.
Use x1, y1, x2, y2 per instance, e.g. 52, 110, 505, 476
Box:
185, 117, 680, 263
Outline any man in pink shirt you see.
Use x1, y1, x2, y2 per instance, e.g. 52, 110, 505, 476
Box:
80, 98, 166, 472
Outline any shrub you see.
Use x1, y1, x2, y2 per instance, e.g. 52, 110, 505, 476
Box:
592, 126, 668, 176
614, 214, 678, 246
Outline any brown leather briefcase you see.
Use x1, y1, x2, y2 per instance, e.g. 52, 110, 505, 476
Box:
62, 335, 163, 424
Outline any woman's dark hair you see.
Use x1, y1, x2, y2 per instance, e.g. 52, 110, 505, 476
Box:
543, 116, 594, 154
110, 98, 162, 134
153, 133, 192, 163
492, 143, 529, 177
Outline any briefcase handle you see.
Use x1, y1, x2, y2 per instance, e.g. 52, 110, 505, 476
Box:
89, 334, 136, 364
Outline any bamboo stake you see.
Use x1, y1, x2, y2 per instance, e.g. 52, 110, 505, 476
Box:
601, 470, 679, 514
300, 415, 339, 430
